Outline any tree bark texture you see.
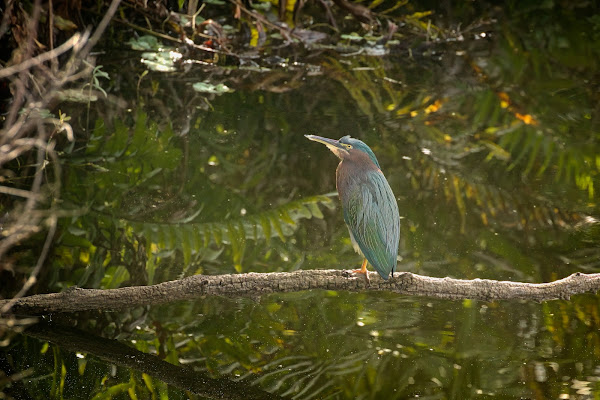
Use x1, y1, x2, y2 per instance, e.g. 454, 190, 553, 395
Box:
2, 270, 600, 315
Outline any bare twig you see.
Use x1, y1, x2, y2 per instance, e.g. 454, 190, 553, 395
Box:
229, 0, 303, 41
111, 17, 238, 57
0, 221, 57, 315
0, 0, 118, 319
0, 186, 43, 200
81, 0, 122, 58
0, 33, 86, 79
330, 0, 374, 24
0, 0, 15, 39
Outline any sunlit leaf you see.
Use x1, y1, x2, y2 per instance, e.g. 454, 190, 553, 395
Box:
192, 82, 233, 94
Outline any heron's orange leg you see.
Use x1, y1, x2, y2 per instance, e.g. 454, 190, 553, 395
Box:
352, 259, 370, 283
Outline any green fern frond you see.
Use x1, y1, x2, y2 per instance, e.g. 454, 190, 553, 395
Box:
126, 195, 335, 267
497, 126, 598, 198
405, 152, 585, 232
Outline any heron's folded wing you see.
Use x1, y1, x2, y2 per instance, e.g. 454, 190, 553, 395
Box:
342, 170, 399, 279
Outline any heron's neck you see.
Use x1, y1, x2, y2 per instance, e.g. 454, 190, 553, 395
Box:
335, 153, 381, 197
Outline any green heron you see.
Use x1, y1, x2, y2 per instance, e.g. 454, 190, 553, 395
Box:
306, 135, 400, 281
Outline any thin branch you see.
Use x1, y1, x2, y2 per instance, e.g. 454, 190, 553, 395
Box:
81, 0, 122, 57
26, 323, 285, 400
110, 17, 239, 57
0, 0, 14, 39
2, 271, 599, 315
0, 185, 43, 200
229, 0, 304, 41
0, 214, 57, 315
0, 33, 86, 79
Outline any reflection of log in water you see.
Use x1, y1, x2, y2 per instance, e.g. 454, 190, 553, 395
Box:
25, 322, 284, 400
3, 270, 600, 315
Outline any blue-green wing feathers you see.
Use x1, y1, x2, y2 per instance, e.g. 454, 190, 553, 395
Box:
342, 170, 400, 279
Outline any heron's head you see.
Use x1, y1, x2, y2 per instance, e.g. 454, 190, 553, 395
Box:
304, 135, 381, 169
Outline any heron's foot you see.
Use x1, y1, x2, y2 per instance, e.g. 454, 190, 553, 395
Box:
351, 269, 370, 284
351, 259, 370, 284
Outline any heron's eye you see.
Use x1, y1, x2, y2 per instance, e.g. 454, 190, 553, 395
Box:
342, 143, 352, 149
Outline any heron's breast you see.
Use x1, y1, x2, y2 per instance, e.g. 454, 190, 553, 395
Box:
348, 229, 362, 255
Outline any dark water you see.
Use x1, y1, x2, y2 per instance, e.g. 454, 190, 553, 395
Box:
3, 1, 600, 399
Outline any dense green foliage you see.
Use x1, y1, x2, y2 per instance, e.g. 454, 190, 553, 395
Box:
2, 0, 600, 398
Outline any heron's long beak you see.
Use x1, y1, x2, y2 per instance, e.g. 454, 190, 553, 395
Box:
305, 135, 348, 158
305, 135, 340, 147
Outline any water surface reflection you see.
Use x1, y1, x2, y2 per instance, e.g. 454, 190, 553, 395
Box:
3, 2, 600, 399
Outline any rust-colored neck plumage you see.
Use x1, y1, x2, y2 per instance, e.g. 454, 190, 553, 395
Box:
335, 149, 381, 197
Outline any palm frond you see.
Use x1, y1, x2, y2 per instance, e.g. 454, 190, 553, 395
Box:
126, 195, 335, 268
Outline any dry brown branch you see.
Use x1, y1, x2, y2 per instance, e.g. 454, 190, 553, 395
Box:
330, 0, 374, 24
2, 271, 599, 315
81, 0, 122, 57
229, 0, 304, 42
0, 33, 86, 79
0, 0, 122, 322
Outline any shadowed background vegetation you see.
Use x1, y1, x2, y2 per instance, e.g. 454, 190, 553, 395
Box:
1, 0, 600, 398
